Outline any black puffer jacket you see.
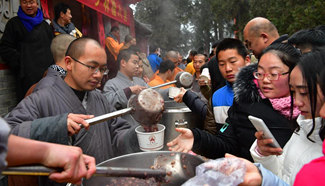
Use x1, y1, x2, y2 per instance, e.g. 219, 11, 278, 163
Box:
191, 63, 293, 161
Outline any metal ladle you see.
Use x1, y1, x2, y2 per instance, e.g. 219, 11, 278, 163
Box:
150, 71, 193, 89
84, 88, 164, 126
83, 72, 192, 126
2, 165, 166, 178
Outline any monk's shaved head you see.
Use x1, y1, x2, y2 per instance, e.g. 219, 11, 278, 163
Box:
165, 50, 179, 64
65, 37, 102, 59
51, 34, 75, 62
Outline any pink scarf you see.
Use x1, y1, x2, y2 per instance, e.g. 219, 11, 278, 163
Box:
254, 79, 300, 119
259, 89, 300, 119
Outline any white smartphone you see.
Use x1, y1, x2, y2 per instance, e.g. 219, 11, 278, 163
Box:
248, 115, 281, 148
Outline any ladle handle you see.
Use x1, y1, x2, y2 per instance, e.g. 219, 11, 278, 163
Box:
2, 166, 57, 176
2, 165, 167, 178
85, 107, 133, 126
94, 167, 166, 178
150, 80, 177, 89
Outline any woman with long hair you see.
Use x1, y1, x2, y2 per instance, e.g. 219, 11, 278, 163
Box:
250, 50, 325, 185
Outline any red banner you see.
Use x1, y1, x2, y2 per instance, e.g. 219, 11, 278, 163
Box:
97, 12, 106, 48
75, 0, 131, 26
40, 0, 50, 19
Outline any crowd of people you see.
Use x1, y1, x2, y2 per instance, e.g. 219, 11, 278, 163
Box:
0, 0, 325, 186
168, 18, 325, 185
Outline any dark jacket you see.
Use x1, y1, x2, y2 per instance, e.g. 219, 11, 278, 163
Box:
0, 16, 54, 100
191, 63, 293, 161
182, 90, 220, 134
203, 97, 220, 134
182, 90, 207, 121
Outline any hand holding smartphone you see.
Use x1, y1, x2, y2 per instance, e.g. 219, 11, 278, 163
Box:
248, 115, 281, 148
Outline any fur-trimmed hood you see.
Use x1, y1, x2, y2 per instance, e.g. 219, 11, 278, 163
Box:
233, 63, 262, 103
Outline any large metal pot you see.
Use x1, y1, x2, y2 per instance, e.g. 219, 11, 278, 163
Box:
81, 151, 204, 186
160, 101, 202, 150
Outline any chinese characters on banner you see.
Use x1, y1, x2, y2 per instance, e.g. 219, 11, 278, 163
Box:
76, 0, 131, 26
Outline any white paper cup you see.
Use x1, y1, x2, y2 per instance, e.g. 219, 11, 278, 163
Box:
201, 68, 210, 77
168, 87, 181, 99
199, 75, 210, 83
135, 124, 165, 151
200, 68, 210, 83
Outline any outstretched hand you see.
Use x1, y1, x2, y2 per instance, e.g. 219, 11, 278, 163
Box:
198, 78, 210, 86
167, 128, 194, 153
173, 87, 187, 103
225, 154, 262, 186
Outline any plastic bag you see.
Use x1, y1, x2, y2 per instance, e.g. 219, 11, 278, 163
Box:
182, 157, 246, 186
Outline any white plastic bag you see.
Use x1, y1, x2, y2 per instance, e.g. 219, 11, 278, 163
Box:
182, 158, 246, 186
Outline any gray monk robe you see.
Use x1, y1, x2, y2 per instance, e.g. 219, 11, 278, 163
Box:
33, 65, 66, 93
5, 76, 139, 163
103, 71, 149, 109
103, 72, 149, 126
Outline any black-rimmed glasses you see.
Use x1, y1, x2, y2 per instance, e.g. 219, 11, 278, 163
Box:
70, 56, 108, 75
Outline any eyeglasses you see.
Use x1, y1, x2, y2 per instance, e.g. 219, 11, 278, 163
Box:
70, 56, 108, 75
253, 71, 289, 81
21, 1, 37, 5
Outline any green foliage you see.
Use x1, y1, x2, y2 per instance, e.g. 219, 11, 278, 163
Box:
135, 0, 325, 56
249, 0, 325, 35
